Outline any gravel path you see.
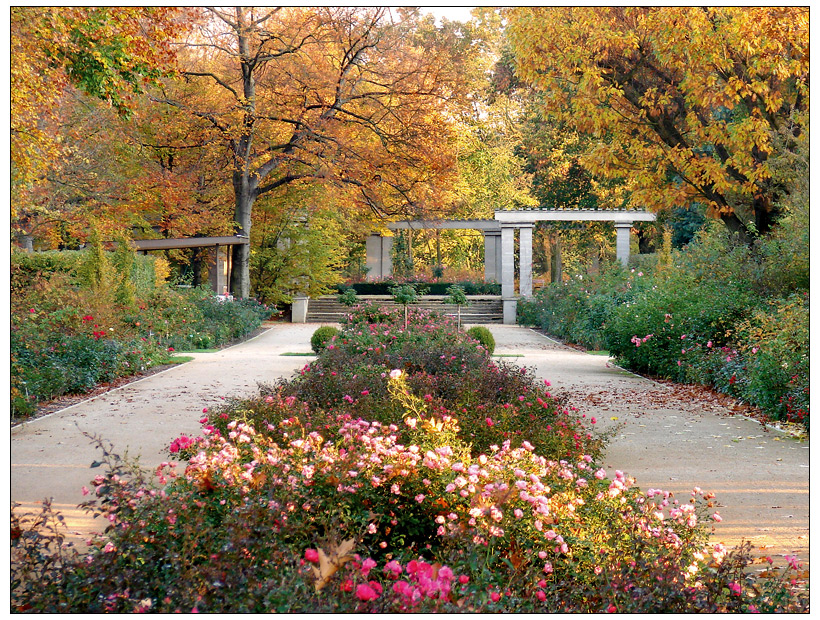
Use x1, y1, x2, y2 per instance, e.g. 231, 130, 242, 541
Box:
487, 325, 809, 567
11, 323, 809, 567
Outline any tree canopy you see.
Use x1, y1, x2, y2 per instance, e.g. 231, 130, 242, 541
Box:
505, 7, 809, 241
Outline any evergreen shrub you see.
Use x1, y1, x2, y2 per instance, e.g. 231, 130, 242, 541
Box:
466, 325, 495, 355
310, 326, 340, 353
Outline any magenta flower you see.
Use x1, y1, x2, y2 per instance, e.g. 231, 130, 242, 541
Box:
304, 548, 320, 563
361, 557, 377, 576
355, 583, 379, 601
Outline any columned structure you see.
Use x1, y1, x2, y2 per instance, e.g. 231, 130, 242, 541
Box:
363, 210, 656, 324
493, 209, 656, 323
385, 219, 502, 283
132, 235, 249, 296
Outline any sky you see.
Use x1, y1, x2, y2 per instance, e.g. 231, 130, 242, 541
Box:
417, 6, 475, 24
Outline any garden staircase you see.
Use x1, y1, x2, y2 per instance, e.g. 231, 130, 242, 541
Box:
304, 295, 503, 324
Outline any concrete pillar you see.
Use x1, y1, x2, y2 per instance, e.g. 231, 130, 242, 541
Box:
381, 235, 393, 278
483, 231, 501, 283
495, 233, 502, 284
502, 298, 518, 325
500, 224, 516, 298
519, 223, 534, 298
615, 223, 633, 267
292, 296, 309, 323
365, 234, 393, 279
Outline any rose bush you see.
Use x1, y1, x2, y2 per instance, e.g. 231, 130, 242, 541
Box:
10, 310, 808, 612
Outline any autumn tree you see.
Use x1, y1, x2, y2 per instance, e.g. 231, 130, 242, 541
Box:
159, 7, 469, 298
505, 7, 809, 242
11, 7, 190, 243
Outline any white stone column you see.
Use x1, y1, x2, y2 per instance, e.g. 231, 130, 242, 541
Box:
495, 233, 503, 284
381, 235, 393, 278
365, 234, 393, 279
500, 224, 516, 298
483, 231, 500, 283
615, 223, 633, 267
519, 223, 534, 298
292, 296, 309, 323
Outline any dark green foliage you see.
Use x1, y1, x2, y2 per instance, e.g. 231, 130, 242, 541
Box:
339, 280, 501, 296
466, 325, 495, 355
310, 326, 340, 353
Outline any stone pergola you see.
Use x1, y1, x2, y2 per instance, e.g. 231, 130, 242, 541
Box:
365, 209, 656, 323
377, 219, 503, 282
132, 235, 249, 296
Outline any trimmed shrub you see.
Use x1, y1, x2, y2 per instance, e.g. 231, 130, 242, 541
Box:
466, 325, 495, 355
310, 326, 340, 353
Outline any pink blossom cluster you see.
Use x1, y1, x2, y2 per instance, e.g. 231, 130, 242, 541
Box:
178, 407, 722, 587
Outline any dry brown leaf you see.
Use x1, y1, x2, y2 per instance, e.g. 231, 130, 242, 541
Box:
310, 538, 357, 592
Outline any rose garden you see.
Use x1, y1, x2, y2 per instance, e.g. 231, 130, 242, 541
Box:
11, 7, 809, 614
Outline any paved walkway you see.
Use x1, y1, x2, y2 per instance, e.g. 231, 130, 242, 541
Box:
11, 324, 809, 565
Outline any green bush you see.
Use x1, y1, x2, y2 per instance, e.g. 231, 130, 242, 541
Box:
466, 325, 495, 355
517, 225, 809, 429
337, 288, 360, 306
310, 326, 340, 353
11, 249, 158, 296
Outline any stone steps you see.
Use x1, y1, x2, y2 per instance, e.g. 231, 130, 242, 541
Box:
304, 295, 503, 324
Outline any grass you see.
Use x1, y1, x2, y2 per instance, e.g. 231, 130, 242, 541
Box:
280, 352, 316, 357
587, 350, 610, 356
166, 356, 195, 364
173, 348, 220, 354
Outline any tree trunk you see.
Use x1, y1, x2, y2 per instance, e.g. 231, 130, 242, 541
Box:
230, 169, 255, 298
550, 234, 563, 284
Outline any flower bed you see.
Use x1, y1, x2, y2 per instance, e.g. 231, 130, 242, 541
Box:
11, 258, 273, 419
10, 308, 808, 612
518, 228, 810, 431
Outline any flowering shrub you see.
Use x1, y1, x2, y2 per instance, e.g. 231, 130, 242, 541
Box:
11, 308, 809, 612
11, 262, 273, 419
518, 228, 809, 430
10, 418, 808, 612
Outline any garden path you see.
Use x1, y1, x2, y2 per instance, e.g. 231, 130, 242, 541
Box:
11, 323, 320, 544
11, 323, 809, 568
487, 325, 809, 569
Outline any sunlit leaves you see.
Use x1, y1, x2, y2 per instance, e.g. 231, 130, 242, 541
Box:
505, 7, 808, 239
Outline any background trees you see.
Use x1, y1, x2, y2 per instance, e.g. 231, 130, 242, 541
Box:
159, 7, 470, 297
505, 7, 809, 242
11, 7, 809, 297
